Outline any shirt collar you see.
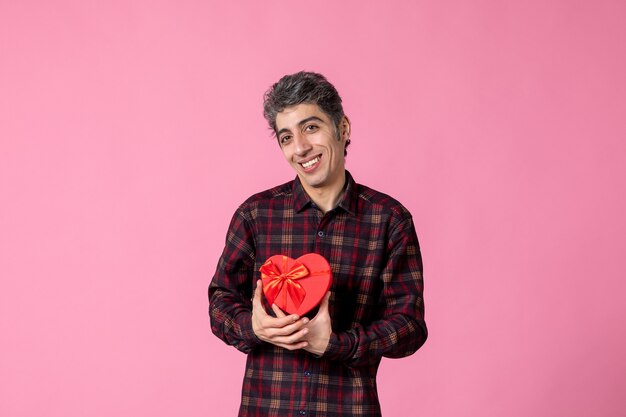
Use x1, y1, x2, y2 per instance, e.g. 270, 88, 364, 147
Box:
292, 170, 358, 217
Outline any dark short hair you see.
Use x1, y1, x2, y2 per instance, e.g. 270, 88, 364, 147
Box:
263, 71, 351, 155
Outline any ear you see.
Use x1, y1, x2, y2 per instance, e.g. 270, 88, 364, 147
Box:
339, 115, 351, 141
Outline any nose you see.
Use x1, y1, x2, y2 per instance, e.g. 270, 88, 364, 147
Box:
293, 133, 312, 156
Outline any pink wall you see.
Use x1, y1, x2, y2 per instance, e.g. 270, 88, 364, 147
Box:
1, 1, 625, 416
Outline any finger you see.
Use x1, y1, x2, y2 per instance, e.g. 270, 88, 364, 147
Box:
262, 319, 310, 340
270, 303, 302, 325
252, 280, 263, 305
275, 340, 309, 351
265, 314, 303, 330
269, 327, 309, 345
319, 292, 331, 313
311, 292, 331, 320
252, 281, 271, 322
271, 303, 287, 318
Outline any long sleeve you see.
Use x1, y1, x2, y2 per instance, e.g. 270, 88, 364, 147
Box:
322, 216, 427, 367
208, 208, 262, 354
208, 175, 425, 416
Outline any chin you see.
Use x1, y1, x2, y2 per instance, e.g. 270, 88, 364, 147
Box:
302, 172, 324, 184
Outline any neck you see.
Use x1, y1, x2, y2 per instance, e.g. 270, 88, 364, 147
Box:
302, 172, 346, 213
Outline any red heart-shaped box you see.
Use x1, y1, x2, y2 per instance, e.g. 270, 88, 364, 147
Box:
260, 253, 332, 316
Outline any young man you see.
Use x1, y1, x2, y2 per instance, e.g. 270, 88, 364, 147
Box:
209, 72, 427, 417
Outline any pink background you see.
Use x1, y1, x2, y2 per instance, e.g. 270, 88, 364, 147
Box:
1, 1, 625, 416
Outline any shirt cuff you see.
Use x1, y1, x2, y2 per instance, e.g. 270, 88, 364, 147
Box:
239, 310, 264, 350
320, 331, 351, 362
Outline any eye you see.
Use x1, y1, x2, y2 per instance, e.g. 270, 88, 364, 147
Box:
279, 135, 292, 145
304, 124, 318, 133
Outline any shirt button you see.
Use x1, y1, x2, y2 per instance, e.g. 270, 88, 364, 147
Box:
304, 370, 311, 377
299, 411, 306, 416
317, 231, 324, 237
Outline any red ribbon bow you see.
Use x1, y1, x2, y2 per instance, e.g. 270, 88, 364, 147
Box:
260, 256, 309, 309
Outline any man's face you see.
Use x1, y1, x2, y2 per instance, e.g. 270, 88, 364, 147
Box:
275, 103, 349, 194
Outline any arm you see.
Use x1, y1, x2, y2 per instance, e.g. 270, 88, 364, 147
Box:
319, 216, 427, 367
209, 208, 310, 353
251, 280, 311, 350
208, 209, 261, 353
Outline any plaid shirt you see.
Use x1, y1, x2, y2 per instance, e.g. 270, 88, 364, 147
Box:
209, 171, 426, 417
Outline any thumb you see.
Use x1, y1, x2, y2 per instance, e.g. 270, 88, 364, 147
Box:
319, 292, 331, 314
252, 280, 263, 305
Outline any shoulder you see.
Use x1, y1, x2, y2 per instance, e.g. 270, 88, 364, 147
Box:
236, 179, 294, 216
354, 181, 413, 224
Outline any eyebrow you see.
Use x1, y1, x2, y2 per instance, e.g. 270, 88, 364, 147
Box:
276, 116, 326, 137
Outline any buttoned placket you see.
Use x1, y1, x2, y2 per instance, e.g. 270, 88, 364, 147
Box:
301, 354, 314, 417
313, 207, 338, 256
300, 206, 338, 417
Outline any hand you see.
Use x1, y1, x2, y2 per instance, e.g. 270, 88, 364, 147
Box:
302, 292, 332, 356
251, 280, 310, 350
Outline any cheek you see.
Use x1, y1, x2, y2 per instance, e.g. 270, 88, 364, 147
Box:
331, 141, 343, 156
281, 147, 293, 162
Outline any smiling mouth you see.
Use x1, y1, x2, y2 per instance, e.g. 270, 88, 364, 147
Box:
300, 156, 321, 169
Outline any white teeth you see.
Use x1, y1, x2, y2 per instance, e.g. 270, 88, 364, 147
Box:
301, 157, 320, 168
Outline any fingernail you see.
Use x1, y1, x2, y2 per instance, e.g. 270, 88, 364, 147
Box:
302, 318, 309, 324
